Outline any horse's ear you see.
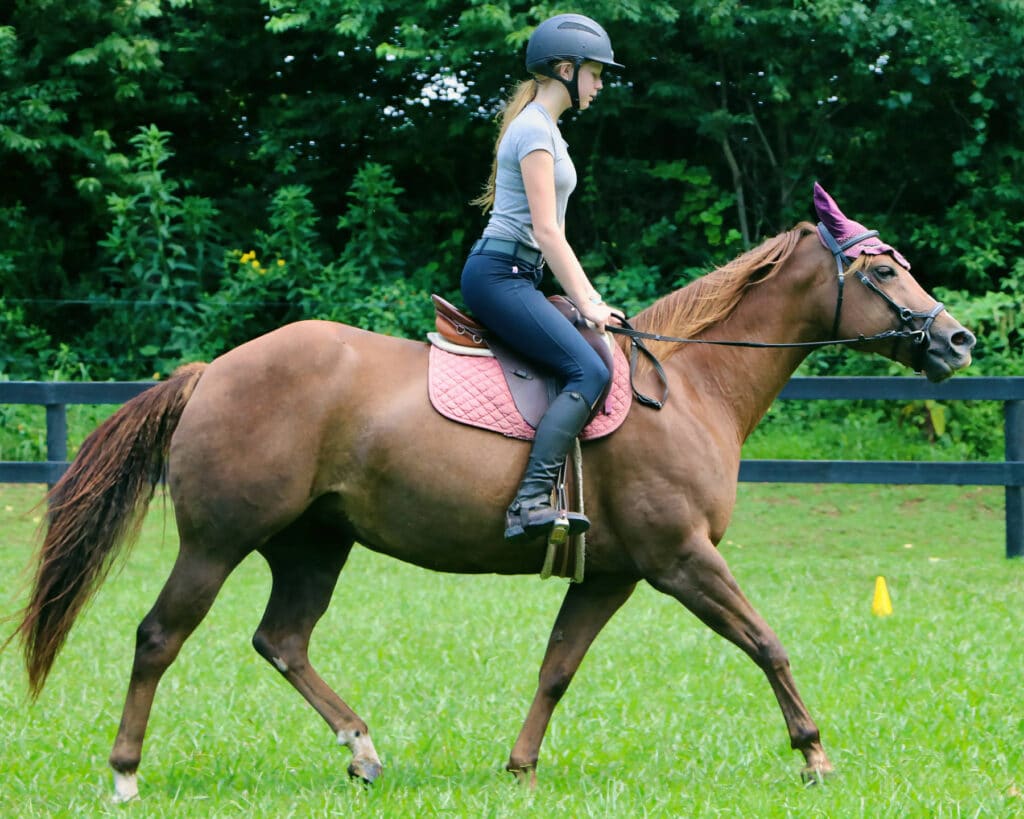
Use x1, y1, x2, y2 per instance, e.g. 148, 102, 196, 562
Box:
813, 182, 850, 237
812, 181, 912, 269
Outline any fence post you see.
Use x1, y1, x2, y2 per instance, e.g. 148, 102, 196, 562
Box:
45, 403, 67, 488
1006, 400, 1023, 559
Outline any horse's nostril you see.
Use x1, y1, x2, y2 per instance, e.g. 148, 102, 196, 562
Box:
952, 329, 977, 351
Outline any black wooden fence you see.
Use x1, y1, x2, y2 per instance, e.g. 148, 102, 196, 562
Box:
2, 377, 1022, 557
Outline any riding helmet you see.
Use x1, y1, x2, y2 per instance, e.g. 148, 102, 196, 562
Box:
525, 13, 624, 74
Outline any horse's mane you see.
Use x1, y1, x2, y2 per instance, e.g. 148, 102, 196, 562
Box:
630, 222, 817, 361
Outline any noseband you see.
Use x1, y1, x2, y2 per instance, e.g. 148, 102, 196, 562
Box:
818, 222, 944, 371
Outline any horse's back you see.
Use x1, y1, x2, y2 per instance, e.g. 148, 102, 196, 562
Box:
178, 319, 424, 434
212, 318, 422, 380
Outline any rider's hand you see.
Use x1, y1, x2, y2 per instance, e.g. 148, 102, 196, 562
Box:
579, 299, 622, 334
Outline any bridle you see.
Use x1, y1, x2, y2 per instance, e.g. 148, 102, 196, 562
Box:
817, 222, 944, 369
605, 223, 946, 409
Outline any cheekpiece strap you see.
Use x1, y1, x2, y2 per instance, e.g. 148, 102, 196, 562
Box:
817, 222, 881, 275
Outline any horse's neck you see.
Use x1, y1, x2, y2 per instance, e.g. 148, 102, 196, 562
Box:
663, 278, 820, 442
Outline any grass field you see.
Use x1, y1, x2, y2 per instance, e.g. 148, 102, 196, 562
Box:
1, 481, 1021, 818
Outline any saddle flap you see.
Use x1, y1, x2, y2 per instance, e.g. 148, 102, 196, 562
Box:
487, 336, 557, 428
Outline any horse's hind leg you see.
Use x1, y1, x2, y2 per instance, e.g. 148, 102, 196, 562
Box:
109, 545, 244, 802
647, 534, 832, 780
252, 522, 382, 783
507, 575, 637, 786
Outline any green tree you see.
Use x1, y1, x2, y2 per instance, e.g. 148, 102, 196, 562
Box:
88, 125, 219, 375
1, 0, 1022, 384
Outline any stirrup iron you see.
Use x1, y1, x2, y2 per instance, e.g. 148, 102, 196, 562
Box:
540, 446, 587, 582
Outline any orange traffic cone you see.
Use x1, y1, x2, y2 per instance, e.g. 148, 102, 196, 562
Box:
872, 576, 893, 616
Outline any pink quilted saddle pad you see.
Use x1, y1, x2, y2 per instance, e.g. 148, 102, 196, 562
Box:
428, 341, 632, 441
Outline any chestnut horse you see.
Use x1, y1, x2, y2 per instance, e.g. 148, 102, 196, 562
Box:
11, 202, 974, 801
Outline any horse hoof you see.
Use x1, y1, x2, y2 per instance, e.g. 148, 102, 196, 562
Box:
800, 764, 834, 785
507, 764, 538, 789
348, 759, 382, 784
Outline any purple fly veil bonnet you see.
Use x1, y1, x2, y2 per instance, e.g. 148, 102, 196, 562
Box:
813, 182, 910, 269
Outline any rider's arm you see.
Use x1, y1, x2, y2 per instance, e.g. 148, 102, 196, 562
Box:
520, 149, 614, 331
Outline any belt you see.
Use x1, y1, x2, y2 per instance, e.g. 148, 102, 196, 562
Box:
471, 237, 543, 267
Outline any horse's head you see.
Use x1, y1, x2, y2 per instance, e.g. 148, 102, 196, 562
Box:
813, 183, 975, 382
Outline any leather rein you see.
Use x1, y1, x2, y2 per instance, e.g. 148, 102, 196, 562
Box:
606, 224, 946, 409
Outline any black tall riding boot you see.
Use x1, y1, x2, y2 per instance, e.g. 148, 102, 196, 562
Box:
504, 390, 592, 545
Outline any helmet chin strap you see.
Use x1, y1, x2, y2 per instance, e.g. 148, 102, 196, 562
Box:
544, 59, 583, 110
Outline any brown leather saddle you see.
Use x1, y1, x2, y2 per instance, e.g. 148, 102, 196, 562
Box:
430, 293, 615, 429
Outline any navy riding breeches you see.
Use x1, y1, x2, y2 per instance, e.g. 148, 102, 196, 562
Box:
460, 247, 610, 408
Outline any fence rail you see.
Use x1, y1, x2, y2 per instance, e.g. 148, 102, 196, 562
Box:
3, 377, 1022, 557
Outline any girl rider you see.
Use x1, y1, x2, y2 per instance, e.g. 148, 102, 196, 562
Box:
461, 14, 624, 546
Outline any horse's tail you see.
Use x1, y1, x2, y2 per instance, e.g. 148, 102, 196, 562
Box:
11, 361, 207, 698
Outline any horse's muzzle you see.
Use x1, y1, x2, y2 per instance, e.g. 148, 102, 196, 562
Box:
919, 318, 976, 382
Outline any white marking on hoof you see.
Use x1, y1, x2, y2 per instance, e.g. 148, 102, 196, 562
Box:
337, 728, 382, 780
112, 771, 139, 803
337, 728, 377, 755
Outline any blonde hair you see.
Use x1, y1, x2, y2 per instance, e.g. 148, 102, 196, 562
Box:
470, 79, 540, 212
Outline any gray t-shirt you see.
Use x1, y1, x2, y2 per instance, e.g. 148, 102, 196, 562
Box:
482, 102, 577, 251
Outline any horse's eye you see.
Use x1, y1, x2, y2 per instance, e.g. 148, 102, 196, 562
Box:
873, 265, 896, 280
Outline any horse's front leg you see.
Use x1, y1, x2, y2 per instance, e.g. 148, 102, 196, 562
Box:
507, 575, 636, 786
646, 533, 833, 781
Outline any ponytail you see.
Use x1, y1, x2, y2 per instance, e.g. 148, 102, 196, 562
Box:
470, 79, 540, 213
